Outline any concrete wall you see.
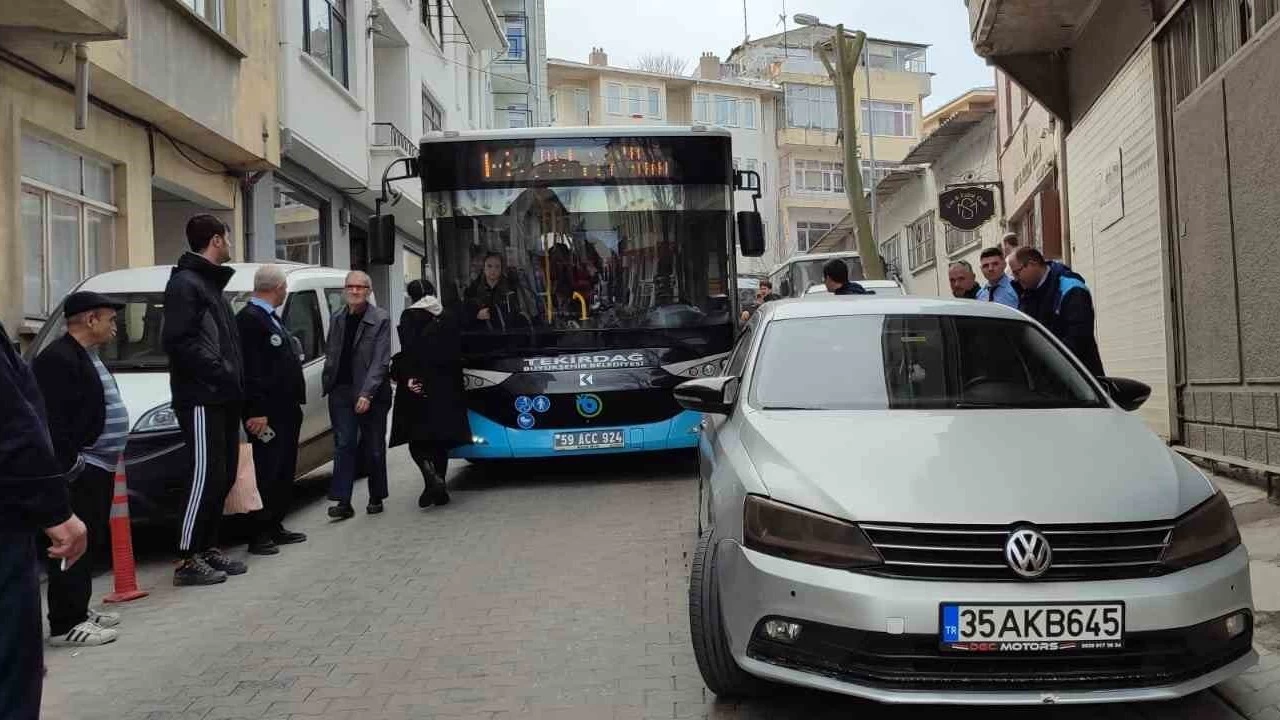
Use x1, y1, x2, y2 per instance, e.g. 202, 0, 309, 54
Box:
1068, 1, 1155, 127
1066, 46, 1170, 438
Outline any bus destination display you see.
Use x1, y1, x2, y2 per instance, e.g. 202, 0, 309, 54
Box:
481, 142, 676, 183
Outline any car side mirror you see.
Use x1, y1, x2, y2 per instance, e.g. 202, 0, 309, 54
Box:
1101, 376, 1151, 412
736, 211, 765, 258
674, 376, 739, 415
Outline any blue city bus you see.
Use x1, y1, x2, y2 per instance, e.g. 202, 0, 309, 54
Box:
416, 126, 763, 458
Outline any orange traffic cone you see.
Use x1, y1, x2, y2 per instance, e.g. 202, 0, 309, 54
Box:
103, 456, 148, 604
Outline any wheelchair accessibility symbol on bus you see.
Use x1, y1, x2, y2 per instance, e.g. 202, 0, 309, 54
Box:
575, 393, 603, 419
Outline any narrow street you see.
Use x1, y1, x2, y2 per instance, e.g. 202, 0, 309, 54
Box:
41, 449, 1250, 720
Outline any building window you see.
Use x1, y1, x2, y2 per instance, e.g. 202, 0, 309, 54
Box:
881, 234, 901, 277
859, 160, 897, 189
422, 0, 444, 47
785, 84, 838, 130
647, 88, 661, 117
177, 0, 225, 31
626, 85, 643, 116
742, 98, 757, 129
865, 42, 928, 73
694, 92, 711, 123
20, 135, 117, 320
503, 17, 526, 61
793, 159, 844, 194
549, 91, 558, 123
423, 88, 444, 133
606, 83, 623, 114
304, 0, 349, 88
715, 95, 740, 127
273, 179, 328, 266
944, 225, 980, 256
796, 221, 835, 253
861, 100, 914, 137
507, 104, 529, 128
907, 211, 936, 271
573, 88, 589, 122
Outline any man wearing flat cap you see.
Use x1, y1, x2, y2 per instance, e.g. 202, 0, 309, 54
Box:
31, 291, 130, 647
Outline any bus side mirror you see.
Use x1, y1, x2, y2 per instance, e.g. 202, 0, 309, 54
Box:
368, 214, 396, 266
737, 211, 765, 258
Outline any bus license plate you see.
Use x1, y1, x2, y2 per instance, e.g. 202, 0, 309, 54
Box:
553, 430, 626, 451
940, 603, 1124, 652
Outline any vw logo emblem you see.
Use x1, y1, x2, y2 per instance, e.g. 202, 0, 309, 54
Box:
1005, 528, 1052, 579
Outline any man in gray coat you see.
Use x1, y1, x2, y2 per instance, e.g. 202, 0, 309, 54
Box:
322, 271, 392, 520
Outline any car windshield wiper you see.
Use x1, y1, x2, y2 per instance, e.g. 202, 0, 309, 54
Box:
761, 405, 827, 411
108, 360, 169, 370
953, 401, 1024, 409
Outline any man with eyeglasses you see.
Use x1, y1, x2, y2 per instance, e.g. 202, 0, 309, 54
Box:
321, 271, 392, 520
1008, 247, 1105, 376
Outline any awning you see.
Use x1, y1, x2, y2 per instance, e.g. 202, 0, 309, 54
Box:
450, 0, 507, 54
873, 165, 927, 202
808, 213, 856, 254
899, 109, 993, 165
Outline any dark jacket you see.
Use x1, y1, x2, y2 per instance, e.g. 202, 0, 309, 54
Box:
32, 334, 105, 473
1019, 263, 1106, 376
832, 281, 870, 295
322, 304, 392, 403
463, 277, 525, 331
389, 301, 473, 450
161, 252, 243, 409
961, 284, 980, 300
236, 302, 306, 420
0, 321, 71, 531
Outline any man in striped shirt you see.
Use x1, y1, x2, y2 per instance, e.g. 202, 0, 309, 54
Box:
32, 291, 131, 647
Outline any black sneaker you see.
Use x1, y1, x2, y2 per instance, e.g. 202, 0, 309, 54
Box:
273, 529, 307, 545
199, 549, 248, 576
247, 537, 279, 556
174, 557, 227, 587
366, 501, 384, 515
328, 502, 355, 520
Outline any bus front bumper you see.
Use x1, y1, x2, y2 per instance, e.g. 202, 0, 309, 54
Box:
452, 410, 703, 459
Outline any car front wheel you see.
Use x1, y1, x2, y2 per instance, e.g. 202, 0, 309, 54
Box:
688, 531, 764, 698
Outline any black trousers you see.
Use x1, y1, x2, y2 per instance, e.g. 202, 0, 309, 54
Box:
44, 465, 113, 636
176, 403, 240, 556
250, 407, 302, 538
0, 530, 42, 720
408, 441, 449, 486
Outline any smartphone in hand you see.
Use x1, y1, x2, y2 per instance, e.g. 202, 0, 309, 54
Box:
258, 426, 276, 444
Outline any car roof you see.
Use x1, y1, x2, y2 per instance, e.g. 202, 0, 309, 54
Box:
75, 263, 349, 294
762, 295, 1027, 322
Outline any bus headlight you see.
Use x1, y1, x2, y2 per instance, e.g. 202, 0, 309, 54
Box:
134, 403, 179, 434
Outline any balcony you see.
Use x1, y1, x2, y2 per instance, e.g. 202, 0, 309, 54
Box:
777, 126, 840, 147
0, 0, 127, 40
371, 122, 417, 158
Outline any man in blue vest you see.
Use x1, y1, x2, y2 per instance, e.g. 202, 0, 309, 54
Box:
1009, 247, 1105, 376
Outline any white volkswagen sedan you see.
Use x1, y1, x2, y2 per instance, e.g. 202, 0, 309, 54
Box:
678, 296, 1253, 705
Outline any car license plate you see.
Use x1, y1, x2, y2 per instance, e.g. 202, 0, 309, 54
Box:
553, 430, 626, 451
940, 603, 1124, 652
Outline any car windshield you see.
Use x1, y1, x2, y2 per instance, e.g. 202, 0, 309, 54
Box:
750, 314, 1107, 410
32, 291, 251, 372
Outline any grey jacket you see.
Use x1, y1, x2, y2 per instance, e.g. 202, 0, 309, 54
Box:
322, 304, 392, 401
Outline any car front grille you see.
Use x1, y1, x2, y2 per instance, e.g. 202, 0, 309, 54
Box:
859, 521, 1174, 582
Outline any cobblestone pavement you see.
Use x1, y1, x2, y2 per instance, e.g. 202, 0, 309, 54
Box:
40, 449, 1246, 720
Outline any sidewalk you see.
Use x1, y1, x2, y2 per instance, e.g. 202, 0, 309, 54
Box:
1211, 470, 1280, 718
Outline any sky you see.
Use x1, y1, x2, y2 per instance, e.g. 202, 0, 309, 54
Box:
543, 0, 994, 113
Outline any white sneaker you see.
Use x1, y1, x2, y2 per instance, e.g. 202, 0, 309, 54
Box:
87, 609, 121, 628
49, 620, 119, 647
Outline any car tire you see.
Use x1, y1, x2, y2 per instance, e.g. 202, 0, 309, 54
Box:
689, 530, 763, 698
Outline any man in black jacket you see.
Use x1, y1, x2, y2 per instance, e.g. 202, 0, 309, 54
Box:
162, 214, 247, 587
237, 266, 308, 556
1009, 246, 1106, 377
33, 291, 130, 647
0, 319, 86, 720
823, 258, 870, 295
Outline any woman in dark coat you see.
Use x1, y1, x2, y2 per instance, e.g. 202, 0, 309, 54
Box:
390, 280, 472, 508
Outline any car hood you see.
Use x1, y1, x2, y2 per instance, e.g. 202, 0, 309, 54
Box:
111, 372, 173, 432
740, 408, 1214, 525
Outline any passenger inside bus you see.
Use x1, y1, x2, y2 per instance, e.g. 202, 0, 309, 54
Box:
463, 252, 531, 332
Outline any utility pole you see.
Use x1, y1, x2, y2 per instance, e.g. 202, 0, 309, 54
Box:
817, 25, 885, 280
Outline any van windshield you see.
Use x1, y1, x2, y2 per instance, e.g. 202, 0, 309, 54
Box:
32, 292, 251, 372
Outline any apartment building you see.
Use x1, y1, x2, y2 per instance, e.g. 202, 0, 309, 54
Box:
253, 0, 511, 328
545, 48, 781, 274
995, 68, 1067, 260
726, 26, 932, 267
0, 0, 279, 345
491, 0, 549, 128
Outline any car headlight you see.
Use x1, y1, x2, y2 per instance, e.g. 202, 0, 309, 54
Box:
1161, 492, 1241, 570
134, 403, 179, 434
743, 495, 882, 569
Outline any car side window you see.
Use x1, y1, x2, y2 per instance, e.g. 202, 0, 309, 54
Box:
725, 323, 756, 377
283, 290, 324, 363
324, 288, 346, 320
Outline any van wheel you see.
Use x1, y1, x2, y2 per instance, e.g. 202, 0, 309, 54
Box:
689, 531, 764, 698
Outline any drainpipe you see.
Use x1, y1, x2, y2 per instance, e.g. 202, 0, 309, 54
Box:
74, 44, 89, 130
1055, 119, 1071, 265
240, 171, 267, 261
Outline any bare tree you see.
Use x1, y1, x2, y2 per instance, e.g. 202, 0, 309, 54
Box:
633, 53, 689, 77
